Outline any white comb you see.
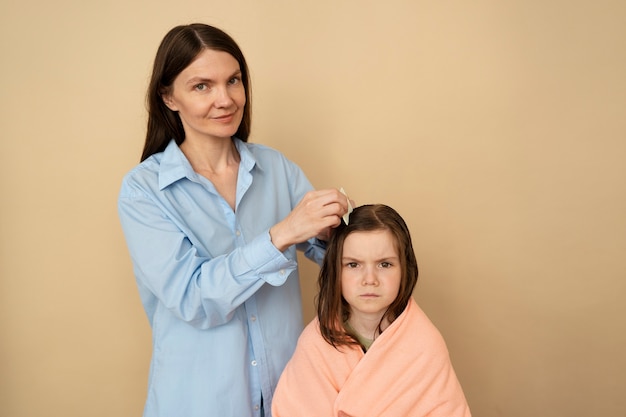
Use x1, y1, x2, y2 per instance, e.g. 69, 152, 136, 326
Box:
339, 187, 353, 225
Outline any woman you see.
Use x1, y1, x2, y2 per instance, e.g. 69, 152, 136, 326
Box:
118, 23, 348, 417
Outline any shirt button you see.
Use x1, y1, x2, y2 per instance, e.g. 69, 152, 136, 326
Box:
236, 230, 241, 236
251, 360, 257, 366
250, 315, 257, 322
279, 269, 285, 275
254, 404, 260, 411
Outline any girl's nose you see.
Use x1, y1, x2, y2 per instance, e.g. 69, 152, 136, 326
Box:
362, 268, 379, 286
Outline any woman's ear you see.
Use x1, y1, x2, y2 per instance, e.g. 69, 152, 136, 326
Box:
161, 90, 178, 111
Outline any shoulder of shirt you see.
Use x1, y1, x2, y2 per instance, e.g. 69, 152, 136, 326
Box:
123, 154, 161, 179
119, 153, 163, 197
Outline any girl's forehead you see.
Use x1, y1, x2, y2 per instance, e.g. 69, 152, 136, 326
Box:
342, 230, 399, 256
345, 229, 394, 241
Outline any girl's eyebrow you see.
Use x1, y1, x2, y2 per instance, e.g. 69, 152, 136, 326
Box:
341, 256, 360, 261
376, 256, 400, 263
341, 255, 399, 262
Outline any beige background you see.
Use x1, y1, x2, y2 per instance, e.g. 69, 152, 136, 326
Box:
1, 1, 625, 416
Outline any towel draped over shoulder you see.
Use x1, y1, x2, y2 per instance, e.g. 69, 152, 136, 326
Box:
271, 298, 471, 417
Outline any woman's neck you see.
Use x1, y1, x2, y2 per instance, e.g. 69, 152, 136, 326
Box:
180, 137, 240, 175
180, 137, 240, 211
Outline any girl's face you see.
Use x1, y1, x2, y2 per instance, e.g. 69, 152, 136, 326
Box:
341, 229, 402, 324
163, 48, 245, 143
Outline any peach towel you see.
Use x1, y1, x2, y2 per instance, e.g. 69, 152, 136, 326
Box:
272, 299, 471, 417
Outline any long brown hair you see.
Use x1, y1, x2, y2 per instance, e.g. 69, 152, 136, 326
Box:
317, 204, 419, 350
141, 23, 252, 162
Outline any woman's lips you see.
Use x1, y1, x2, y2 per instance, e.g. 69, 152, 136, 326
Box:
212, 113, 235, 123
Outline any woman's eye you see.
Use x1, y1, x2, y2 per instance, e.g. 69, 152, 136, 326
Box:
195, 84, 208, 91
228, 77, 241, 85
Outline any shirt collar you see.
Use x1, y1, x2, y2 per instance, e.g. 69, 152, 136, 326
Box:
233, 137, 262, 174
158, 140, 193, 190
157, 138, 260, 190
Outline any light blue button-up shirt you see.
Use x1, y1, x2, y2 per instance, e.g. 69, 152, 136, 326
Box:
118, 139, 326, 417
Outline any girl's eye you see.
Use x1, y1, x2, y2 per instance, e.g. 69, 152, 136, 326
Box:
379, 262, 392, 268
346, 262, 358, 268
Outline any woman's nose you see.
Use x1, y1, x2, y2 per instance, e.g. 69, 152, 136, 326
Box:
214, 86, 234, 107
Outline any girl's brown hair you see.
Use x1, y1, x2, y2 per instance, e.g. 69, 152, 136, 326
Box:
317, 204, 419, 350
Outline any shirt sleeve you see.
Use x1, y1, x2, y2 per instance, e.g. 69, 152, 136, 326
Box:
282, 151, 328, 266
118, 185, 297, 330
297, 237, 327, 266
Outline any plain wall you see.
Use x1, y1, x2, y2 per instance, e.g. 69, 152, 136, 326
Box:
1, 1, 625, 416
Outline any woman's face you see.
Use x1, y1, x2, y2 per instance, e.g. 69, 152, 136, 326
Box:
163, 48, 245, 143
341, 230, 402, 323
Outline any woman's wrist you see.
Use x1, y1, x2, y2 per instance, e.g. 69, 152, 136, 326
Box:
269, 223, 291, 252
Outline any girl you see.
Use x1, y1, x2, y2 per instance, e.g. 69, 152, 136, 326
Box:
272, 204, 471, 417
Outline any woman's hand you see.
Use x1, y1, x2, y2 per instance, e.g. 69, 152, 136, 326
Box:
269, 189, 350, 252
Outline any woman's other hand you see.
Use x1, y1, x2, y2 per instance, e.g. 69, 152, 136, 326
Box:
269, 189, 350, 252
